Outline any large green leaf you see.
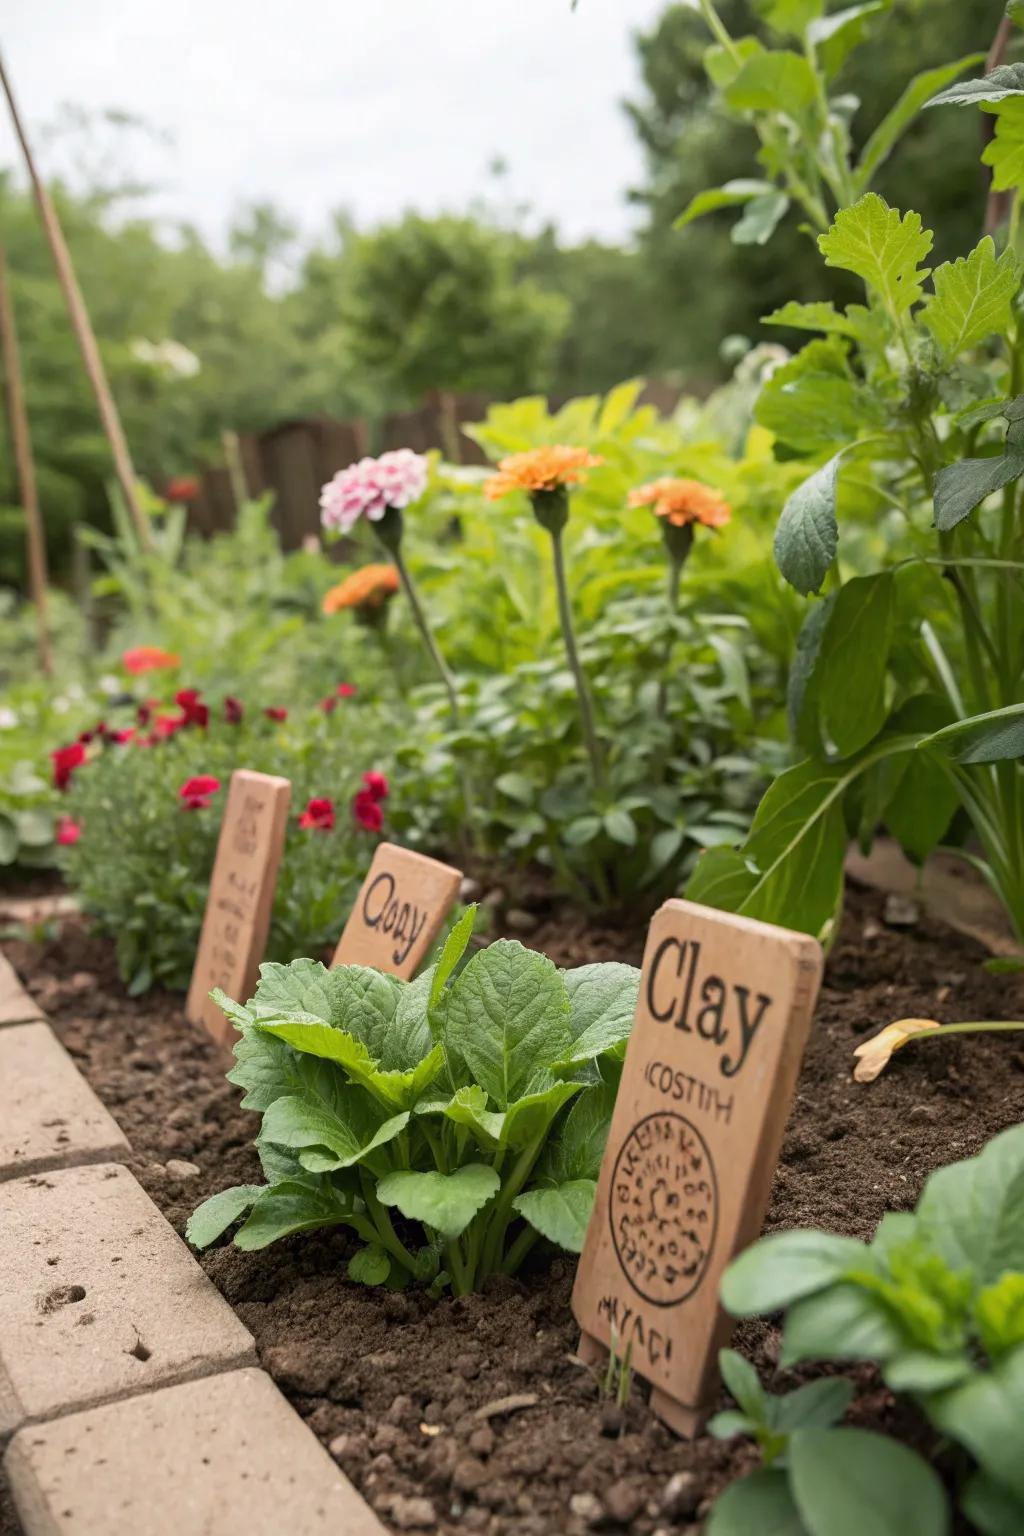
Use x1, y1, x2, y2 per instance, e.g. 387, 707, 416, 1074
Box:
256, 1019, 444, 1109
756, 340, 872, 454
918, 703, 1024, 764
684, 846, 760, 912
513, 1180, 596, 1254
259, 1092, 409, 1173
732, 757, 851, 934
444, 940, 571, 1108
961, 1471, 1024, 1536
808, 3, 886, 78
916, 1125, 1024, 1282
817, 573, 894, 756
929, 1349, 1024, 1499
933, 452, 1024, 531
773, 453, 842, 595
722, 1229, 871, 1315
927, 63, 1024, 108
675, 179, 775, 230
429, 904, 476, 1006
755, 0, 824, 34
818, 194, 932, 316
782, 1283, 910, 1366
553, 962, 640, 1072
234, 1178, 353, 1250
706, 1469, 809, 1536
725, 50, 817, 115
880, 697, 958, 861
186, 1184, 264, 1249
856, 55, 986, 188
536, 1081, 617, 1184
922, 238, 1021, 357
501, 1076, 583, 1150
787, 595, 836, 753
732, 191, 790, 246
789, 1428, 950, 1536
376, 1164, 500, 1239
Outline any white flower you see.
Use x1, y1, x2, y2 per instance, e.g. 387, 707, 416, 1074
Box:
0, 706, 18, 729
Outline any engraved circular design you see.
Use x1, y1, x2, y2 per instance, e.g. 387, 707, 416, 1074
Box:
608, 1111, 719, 1307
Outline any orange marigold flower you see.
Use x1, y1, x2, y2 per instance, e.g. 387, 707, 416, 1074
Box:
322, 564, 401, 614
122, 645, 181, 675
484, 446, 604, 501
628, 477, 731, 530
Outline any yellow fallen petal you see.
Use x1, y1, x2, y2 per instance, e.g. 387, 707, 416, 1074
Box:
853, 1018, 939, 1083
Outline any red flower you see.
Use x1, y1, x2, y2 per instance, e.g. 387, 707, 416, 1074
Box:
352, 788, 384, 833
51, 742, 86, 792
56, 815, 82, 846
137, 700, 156, 727
164, 476, 200, 504
122, 646, 180, 675
264, 706, 288, 722
109, 727, 136, 744
153, 712, 187, 739
337, 683, 358, 698
361, 770, 389, 802
78, 721, 107, 745
224, 696, 244, 725
319, 695, 338, 714
175, 688, 209, 729
298, 796, 335, 831
179, 774, 221, 811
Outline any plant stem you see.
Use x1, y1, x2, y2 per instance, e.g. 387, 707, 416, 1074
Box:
501, 1223, 540, 1276
391, 541, 461, 725
909, 1020, 1024, 1041
697, 0, 740, 61
549, 526, 605, 790
656, 552, 685, 723
359, 1168, 418, 1274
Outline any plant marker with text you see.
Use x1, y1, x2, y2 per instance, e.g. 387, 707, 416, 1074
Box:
572, 898, 823, 1436
186, 769, 291, 1047
333, 841, 462, 977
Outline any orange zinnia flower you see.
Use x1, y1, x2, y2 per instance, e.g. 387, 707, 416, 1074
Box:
122, 645, 181, 675
484, 446, 604, 501
629, 478, 731, 529
322, 564, 400, 614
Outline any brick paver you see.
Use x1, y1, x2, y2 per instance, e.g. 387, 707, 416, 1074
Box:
0, 954, 44, 1028
0, 1163, 255, 1441
0, 1023, 129, 1182
4, 1367, 387, 1535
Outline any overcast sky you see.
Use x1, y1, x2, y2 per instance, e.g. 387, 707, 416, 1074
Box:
1, 0, 672, 258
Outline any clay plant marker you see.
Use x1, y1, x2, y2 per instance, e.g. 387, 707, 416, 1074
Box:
572, 897, 823, 1437
186, 769, 291, 1046
333, 841, 462, 977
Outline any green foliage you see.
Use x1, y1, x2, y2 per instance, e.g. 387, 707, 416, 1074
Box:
706, 1348, 947, 1536
678, 6, 1024, 945
719, 1126, 1024, 1535
188, 922, 639, 1293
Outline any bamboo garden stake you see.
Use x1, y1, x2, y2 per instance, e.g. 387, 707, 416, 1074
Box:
0, 246, 51, 674
0, 49, 152, 551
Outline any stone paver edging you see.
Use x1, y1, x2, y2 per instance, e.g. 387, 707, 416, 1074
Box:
0, 946, 387, 1536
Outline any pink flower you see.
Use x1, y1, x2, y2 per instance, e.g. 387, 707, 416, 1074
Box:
56, 815, 82, 846
337, 683, 357, 699
179, 774, 221, 811
319, 695, 337, 715
109, 727, 136, 744
264, 707, 288, 722
320, 450, 428, 535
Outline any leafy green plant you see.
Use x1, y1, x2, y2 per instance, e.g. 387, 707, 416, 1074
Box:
188, 909, 639, 1295
678, 7, 1024, 944
718, 1125, 1024, 1535
706, 1348, 948, 1535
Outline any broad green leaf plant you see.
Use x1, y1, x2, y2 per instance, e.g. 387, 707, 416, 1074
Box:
714, 1124, 1024, 1536
189, 909, 640, 1295
681, 3, 1024, 944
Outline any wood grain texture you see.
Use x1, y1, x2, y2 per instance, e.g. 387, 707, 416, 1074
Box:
572, 898, 823, 1436
332, 842, 462, 977
186, 770, 291, 1046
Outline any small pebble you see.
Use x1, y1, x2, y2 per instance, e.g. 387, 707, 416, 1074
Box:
165, 1159, 200, 1179
883, 893, 919, 928
452, 1456, 488, 1493
387, 1494, 436, 1529
387, 1393, 415, 1425
604, 1479, 643, 1523
908, 1104, 939, 1124
467, 1424, 494, 1458
660, 1471, 699, 1519
569, 1491, 603, 1524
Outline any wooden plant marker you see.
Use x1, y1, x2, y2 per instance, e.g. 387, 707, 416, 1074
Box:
333, 841, 462, 978
186, 769, 291, 1046
572, 898, 823, 1437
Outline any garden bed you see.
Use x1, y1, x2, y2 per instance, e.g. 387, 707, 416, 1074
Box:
3, 882, 1023, 1536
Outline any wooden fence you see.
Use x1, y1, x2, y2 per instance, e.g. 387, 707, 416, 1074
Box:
185, 382, 682, 550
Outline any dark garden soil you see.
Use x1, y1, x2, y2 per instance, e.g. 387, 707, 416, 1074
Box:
3, 884, 1024, 1535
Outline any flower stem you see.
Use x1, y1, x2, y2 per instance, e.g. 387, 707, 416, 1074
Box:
391, 542, 461, 725
549, 526, 605, 791
911, 1020, 1024, 1040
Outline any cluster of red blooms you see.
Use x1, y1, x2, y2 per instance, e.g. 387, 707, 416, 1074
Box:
297, 771, 389, 835
179, 775, 221, 811
319, 682, 358, 713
